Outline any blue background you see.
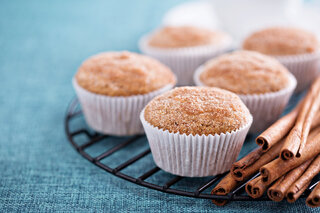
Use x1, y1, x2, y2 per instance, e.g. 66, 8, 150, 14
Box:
0, 0, 318, 212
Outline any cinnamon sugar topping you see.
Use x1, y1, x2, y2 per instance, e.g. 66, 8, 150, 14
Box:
243, 27, 319, 55
75, 51, 176, 96
148, 26, 229, 48
200, 51, 291, 94
144, 87, 252, 136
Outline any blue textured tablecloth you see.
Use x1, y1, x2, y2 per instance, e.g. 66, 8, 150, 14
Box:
0, 0, 318, 212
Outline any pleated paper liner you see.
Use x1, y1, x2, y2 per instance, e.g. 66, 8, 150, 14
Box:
140, 108, 252, 177
73, 78, 175, 136
275, 52, 320, 92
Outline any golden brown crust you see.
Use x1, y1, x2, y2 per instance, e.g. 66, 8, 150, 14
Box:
199, 51, 291, 94
148, 26, 229, 48
243, 27, 319, 55
144, 87, 251, 136
75, 51, 176, 96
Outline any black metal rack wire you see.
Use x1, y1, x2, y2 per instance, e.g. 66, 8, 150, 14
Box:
65, 98, 319, 203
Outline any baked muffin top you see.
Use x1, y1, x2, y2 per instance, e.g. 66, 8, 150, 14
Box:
148, 26, 229, 48
199, 51, 291, 95
144, 87, 251, 136
76, 51, 176, 96
243, 27, 319, 55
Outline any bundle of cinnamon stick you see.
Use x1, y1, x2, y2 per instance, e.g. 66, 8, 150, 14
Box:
211, 76, 320, 207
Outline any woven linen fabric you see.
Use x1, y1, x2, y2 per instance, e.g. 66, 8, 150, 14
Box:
0, 0, 318, 212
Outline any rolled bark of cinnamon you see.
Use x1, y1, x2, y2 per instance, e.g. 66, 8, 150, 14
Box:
281, 77, 320, 160
231, 147, 263, 178
231, 139, 284, 181
256, 105, 299, 152
260, 128, 320, 185
267, 159, 313, 202
245, 176, 270, 199
286, 155, 320, 202
311, 111, 320, 130
211, 173, 240, 206
287, 181, 311, 203
299, 80, 320, 156
306, 182, 320, 207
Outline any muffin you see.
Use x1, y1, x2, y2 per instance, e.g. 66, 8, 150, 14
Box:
139, 26, 232, 86
148, 26, 228, 48
73, 51, 176, 136
243, 27, 320, 92
194, 51, 297, 133
140, 87, 252, 177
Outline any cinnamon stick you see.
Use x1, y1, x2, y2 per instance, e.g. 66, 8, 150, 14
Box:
260, 127, 320, 185
311, 111, 320, 130
231, 139, 285, 181
211, 173, 241, 206
267, 159, 313, 202
287, 181, 311, 203
256, 104, 300, 152
286, 155, 320, 201
245, 176, 270, 199
231, 147, 263, 177
281, 77, 320, 160
306, 182, 320, 207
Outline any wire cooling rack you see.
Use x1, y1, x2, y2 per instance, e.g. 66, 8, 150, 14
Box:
64, 95, 319, 202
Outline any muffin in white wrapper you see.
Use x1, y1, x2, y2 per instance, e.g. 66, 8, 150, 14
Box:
140, 109, 252, 177
242, 27, 320, 93
73, 51, 176, 136
73, 79, 175, 136
139, 27, 233, 86
275, 52, 320, 92
194, 66, 297, 133
140, 87, 252, 177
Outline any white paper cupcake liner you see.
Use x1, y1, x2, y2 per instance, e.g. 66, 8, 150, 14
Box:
73, 78, 175, 136
275, 52, 320, 92
194, 66, 297, 133
139, 34, 233, 86
140, 109, 252, 177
